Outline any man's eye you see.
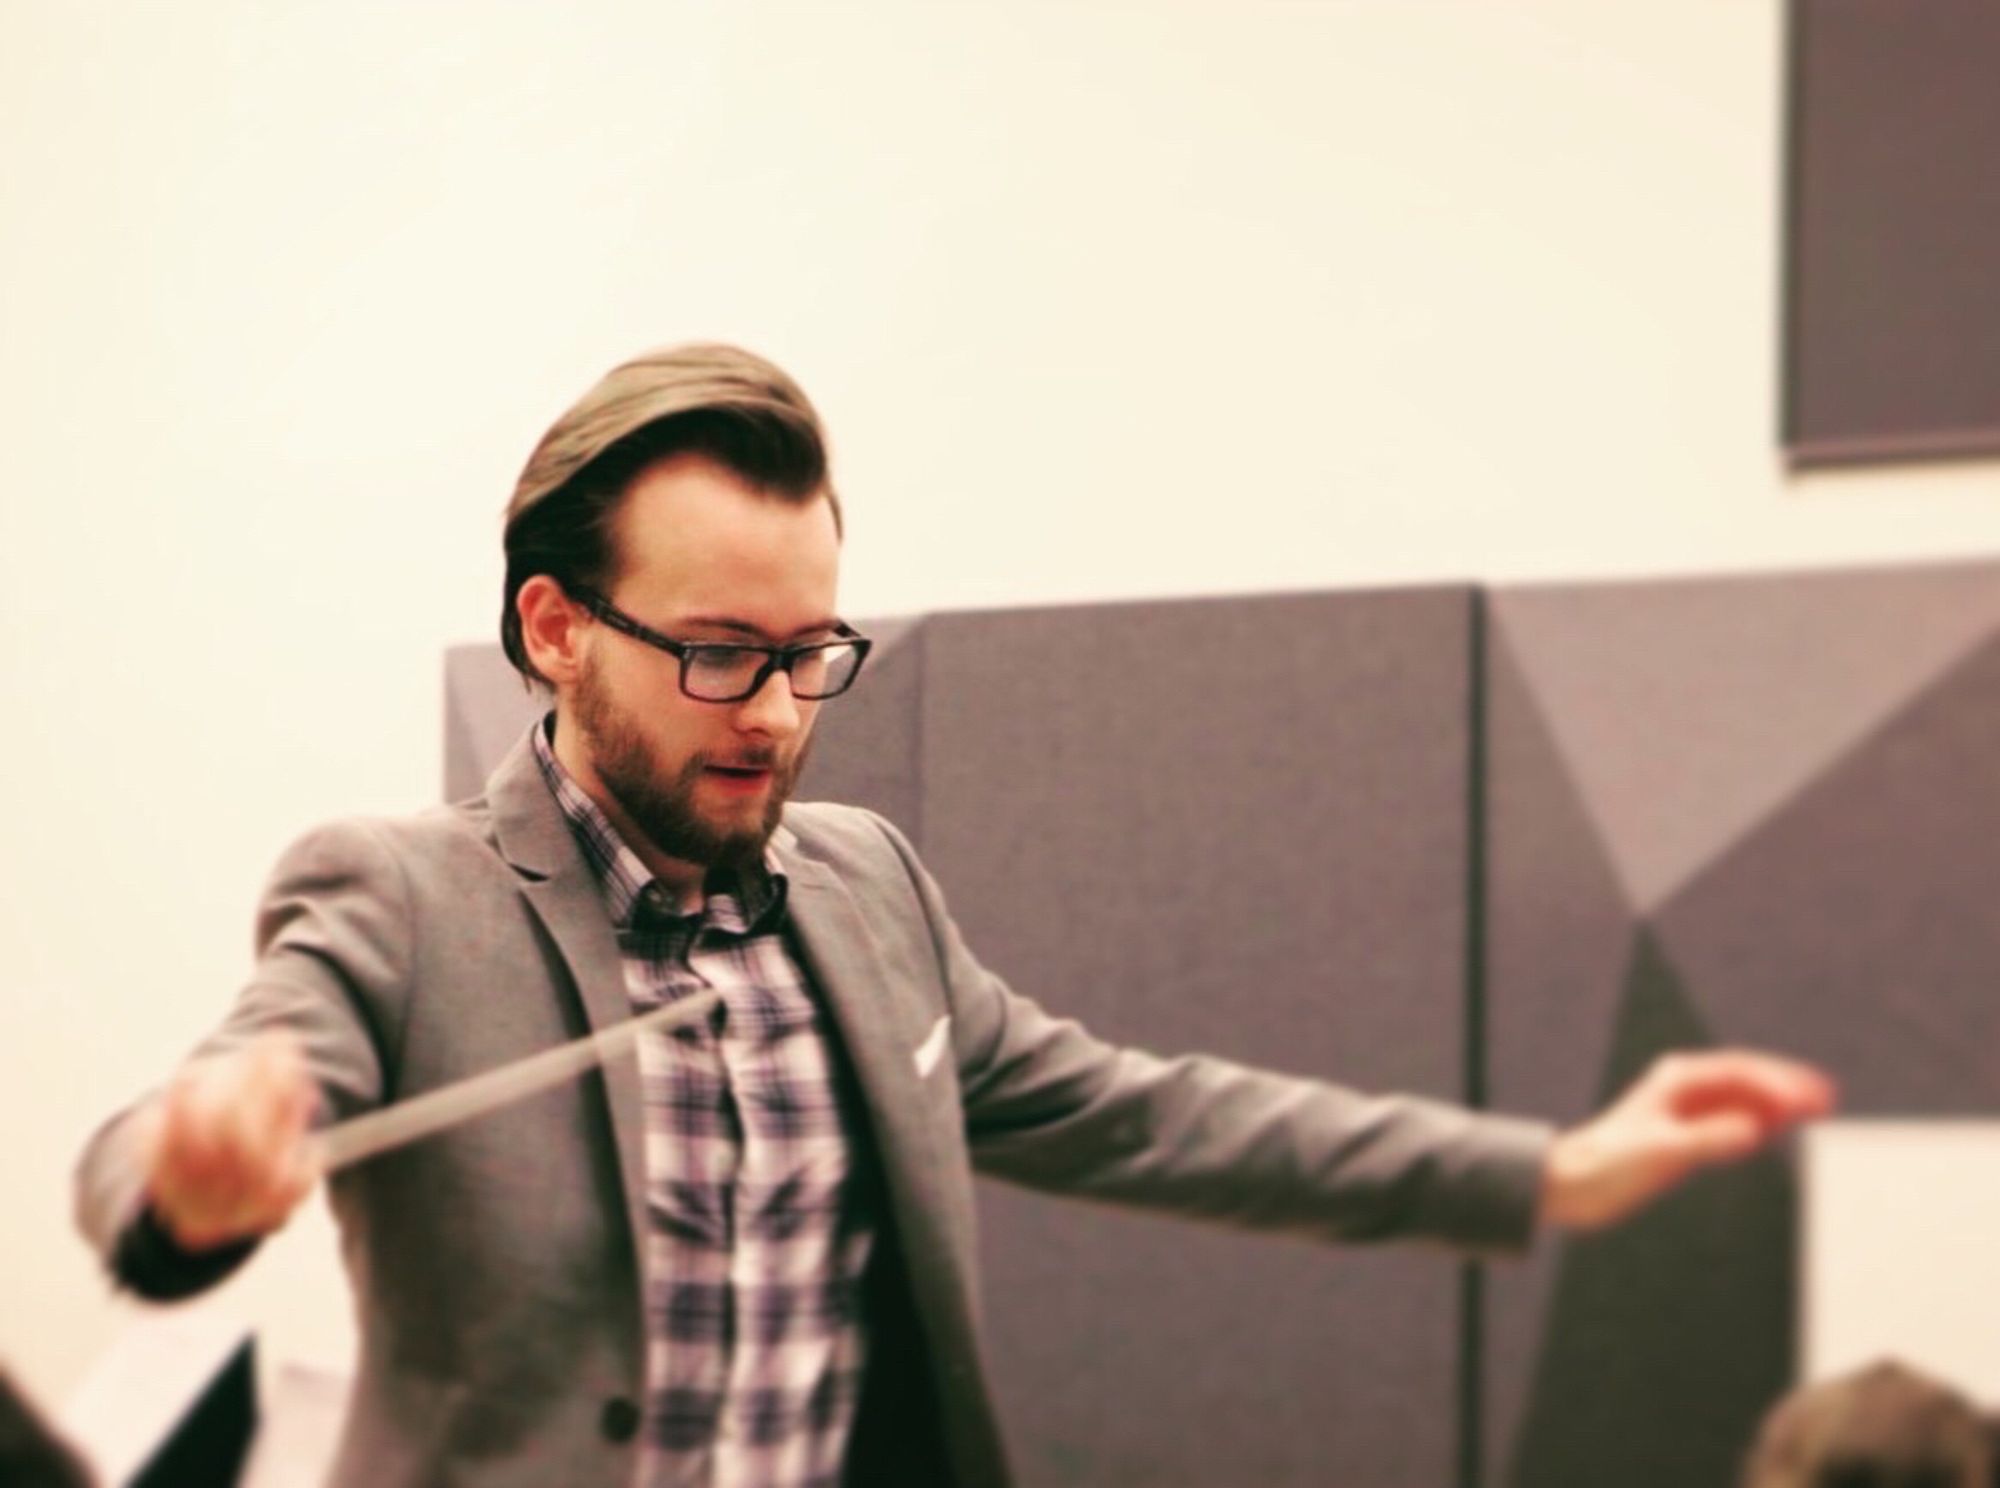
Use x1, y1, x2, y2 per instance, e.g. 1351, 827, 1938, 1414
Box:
687, 647, 761, 676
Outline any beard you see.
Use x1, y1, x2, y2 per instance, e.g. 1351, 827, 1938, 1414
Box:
572, 653, 806, 875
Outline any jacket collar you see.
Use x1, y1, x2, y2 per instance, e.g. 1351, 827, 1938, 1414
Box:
487, 720, 578, 884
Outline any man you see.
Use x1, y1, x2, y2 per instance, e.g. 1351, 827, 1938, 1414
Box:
77, 343, 1834, 1488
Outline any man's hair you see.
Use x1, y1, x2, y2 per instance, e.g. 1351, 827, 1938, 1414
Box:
500, 342, 842, 686
1741, 1359, 1992, 1488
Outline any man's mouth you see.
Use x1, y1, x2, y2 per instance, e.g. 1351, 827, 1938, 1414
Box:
703, 761, 778, 790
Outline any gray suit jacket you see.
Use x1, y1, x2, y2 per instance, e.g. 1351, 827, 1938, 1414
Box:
77, 730, 1551, 1488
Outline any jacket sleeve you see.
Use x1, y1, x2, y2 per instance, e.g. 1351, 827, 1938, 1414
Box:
871, 814, 1553, 1256
74, 818, 409, 1297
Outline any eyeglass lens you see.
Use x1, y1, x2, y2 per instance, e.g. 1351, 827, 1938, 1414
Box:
683, 643, 864, 701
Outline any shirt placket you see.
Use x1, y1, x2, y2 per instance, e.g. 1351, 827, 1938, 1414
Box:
702, 931, 763, 1486
639, 920, 739, 1487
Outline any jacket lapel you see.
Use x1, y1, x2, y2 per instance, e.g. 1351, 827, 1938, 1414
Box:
776, 843, 955, 1258
777, 829, 1002, 1484
484, 730, 654, 1287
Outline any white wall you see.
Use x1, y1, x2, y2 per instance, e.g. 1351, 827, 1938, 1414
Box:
4, 0, 1997, 1409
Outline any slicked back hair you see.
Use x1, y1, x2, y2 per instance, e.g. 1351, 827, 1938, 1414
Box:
500, 342, 842, 686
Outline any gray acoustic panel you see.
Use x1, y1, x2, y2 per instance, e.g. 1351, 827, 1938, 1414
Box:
1658, 630, 2000, 1113
1785, 0, 2000, 465
794, 617, 923, 829
443, 644, 540, 799
1484, 564, 2000, 1488
915, 588, 1476, 1487
439, 590, 1478, 1484
1488, 564, 2000, 915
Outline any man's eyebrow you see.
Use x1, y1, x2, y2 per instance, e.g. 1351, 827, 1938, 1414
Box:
677, 615, 845, 643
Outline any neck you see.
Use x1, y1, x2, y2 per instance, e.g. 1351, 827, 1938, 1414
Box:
549, 710, 706, 908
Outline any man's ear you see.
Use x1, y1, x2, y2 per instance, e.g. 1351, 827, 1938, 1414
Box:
517, 576, 589, 687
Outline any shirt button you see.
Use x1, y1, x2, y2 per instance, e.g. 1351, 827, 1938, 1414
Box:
600, 1397, 641, 1443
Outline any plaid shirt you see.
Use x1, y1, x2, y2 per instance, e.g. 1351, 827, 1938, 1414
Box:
533, 724, 878, 1488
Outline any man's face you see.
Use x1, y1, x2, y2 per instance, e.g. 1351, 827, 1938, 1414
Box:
566, 451, 842, 877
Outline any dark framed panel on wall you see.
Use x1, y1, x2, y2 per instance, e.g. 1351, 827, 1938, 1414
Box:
1783, 0, 2000, 468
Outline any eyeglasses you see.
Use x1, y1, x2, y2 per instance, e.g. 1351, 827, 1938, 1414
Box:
571, 588, 873, 703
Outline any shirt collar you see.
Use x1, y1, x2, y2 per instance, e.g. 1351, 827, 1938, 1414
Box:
530, 714, 788, 932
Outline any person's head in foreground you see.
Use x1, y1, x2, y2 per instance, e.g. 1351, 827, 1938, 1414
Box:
1742, 1358, 1992, 1488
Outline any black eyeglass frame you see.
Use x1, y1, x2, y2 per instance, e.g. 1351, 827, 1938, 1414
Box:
571, 587, 873, 703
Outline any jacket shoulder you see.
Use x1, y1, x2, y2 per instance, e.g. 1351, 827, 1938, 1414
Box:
263, 797, 504, 891
778, 800, 917, 872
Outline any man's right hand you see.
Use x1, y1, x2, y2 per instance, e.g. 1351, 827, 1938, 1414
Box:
143, 1033, 321, 1252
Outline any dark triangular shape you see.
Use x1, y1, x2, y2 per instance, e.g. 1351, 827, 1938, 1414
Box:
1501, 932, 1794, 1488
1656, 629, 2000, 1114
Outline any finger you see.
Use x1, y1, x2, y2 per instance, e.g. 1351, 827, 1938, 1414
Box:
209, 1094, 281, 1191
231, 1037, 315, 1165
242, 1034, 306, 1120
1653, 1050, 1837, 1123
157, 1072, 233, 1192
1669, 1109, 1767, 1170
274, 1059, 319, 1134
271, 1139, 323, 1214
236, 1155, 312, 1229
248, 1076, 319, 1199
243, 1042, 320, 1214
156, 1046, 310, 1227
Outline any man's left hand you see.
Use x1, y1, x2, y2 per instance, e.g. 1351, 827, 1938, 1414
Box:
1539, 1049, 1837, 1231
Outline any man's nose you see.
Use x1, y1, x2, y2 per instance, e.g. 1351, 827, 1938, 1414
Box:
734, 666, 803, 736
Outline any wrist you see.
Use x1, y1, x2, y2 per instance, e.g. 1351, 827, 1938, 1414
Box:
145, 1192, 241, 1254
1539, 1127, 1606, 1231
113, 1201, 260, 1300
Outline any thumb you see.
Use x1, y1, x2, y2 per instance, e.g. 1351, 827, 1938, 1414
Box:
1671, 1110, 1765, 1170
